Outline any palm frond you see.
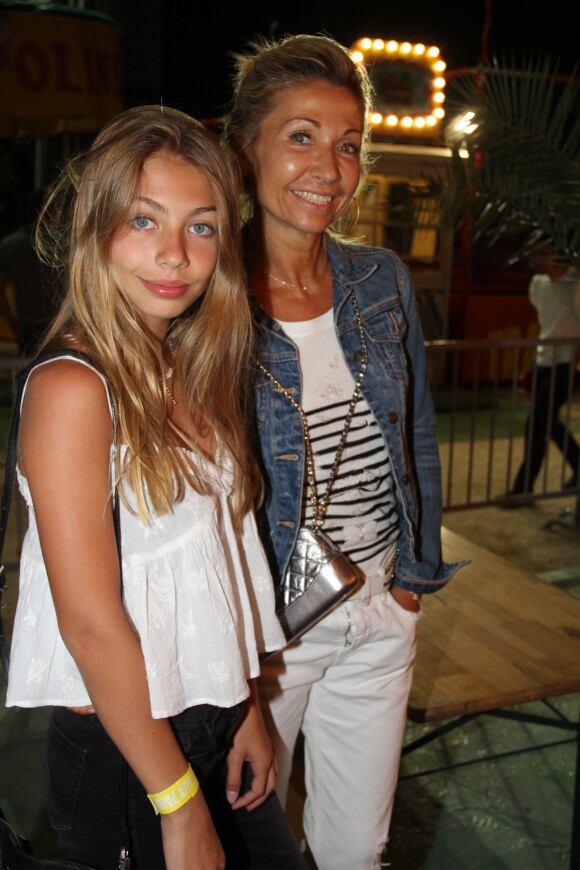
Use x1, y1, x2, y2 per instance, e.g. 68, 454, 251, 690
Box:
444, 54, 580, 266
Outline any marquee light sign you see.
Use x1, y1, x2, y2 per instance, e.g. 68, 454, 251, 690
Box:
350, 38, 446, 139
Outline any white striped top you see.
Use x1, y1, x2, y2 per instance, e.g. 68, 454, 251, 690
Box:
277, 308, 400, 576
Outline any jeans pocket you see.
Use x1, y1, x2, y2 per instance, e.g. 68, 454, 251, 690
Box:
44, 713, 86, 831
387, 590, 423, 625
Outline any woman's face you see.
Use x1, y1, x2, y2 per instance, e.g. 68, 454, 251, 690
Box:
245, 81, 364, 238
110, 151, 219, 339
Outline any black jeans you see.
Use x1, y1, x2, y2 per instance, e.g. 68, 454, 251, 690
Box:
44, 705, 307, 870
512, 362, 580, 493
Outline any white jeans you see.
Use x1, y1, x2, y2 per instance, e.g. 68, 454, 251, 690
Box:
258, 590, 420, 870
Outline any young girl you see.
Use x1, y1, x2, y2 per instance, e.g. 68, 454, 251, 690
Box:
5, 105, 306, 870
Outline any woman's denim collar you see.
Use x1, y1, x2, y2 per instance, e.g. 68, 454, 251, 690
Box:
251, 234, 381, 336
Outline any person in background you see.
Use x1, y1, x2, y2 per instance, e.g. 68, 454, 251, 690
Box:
507, 245, 580, 501
5, 104, 307, 870
0, 188, 62, 355
224, 33, 464, 870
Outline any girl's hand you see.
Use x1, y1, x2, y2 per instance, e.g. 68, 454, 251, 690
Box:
225, 680, 277, 811
161, 791, 225, 870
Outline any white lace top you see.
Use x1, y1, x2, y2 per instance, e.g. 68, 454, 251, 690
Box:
6, 356, 285, 717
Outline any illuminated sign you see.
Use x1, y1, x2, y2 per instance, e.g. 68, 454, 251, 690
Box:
350, 38, 446, 138
0, 5, 123, 137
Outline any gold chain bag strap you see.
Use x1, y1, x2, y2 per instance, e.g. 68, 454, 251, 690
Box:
255, 288, 368, 651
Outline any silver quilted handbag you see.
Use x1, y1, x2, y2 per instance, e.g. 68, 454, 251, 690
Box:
275, 526, 363, 644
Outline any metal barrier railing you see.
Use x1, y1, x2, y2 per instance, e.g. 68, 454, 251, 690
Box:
426, 337, 580, 521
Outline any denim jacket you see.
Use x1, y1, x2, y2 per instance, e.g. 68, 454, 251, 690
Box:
252, 236, 465, 596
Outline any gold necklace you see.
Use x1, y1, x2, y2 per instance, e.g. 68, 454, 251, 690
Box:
264, 270, 309, 294
163, 340, 177, 406
164, 367, 177, 406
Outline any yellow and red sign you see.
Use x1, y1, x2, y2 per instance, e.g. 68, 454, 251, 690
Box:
0, 5, 123, 137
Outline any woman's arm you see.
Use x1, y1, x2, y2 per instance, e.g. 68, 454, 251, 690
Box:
397, 263, 447, 590
19, 360, 224, 869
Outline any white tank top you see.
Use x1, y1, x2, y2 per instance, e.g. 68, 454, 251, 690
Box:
6, 355, 284, 717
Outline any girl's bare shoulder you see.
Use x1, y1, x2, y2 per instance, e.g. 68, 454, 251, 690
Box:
21, 357, 113, 446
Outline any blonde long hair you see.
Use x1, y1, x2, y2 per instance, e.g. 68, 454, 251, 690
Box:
36, 105, 259, 524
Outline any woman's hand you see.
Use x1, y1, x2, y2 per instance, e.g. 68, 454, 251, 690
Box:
160, 792, 225, 870
225, 679, 277, 811
390, 585, 422, 613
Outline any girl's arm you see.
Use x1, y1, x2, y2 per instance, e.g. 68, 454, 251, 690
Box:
19, 360, 224, 870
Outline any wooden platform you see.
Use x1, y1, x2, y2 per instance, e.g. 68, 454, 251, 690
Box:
410, 526, 580, 723
409, 527, 580, 867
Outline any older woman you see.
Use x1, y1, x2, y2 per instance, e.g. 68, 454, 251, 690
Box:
225, 34, 464, 870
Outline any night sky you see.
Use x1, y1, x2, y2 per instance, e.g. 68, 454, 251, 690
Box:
150, 2, 578, 122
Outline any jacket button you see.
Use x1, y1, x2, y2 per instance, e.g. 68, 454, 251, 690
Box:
388, 411, 398, 423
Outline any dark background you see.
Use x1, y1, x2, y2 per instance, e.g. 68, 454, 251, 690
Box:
114, 1, 578, 122
1, 0, 576, 237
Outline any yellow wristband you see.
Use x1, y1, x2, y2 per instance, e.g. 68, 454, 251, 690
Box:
147, 764, 199, 815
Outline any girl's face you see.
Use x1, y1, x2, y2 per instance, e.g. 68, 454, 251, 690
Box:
110, 151, 218, 339
245, 80, 364, 239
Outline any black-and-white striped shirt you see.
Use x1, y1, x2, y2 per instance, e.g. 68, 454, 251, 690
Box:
278, 308, 400, 575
